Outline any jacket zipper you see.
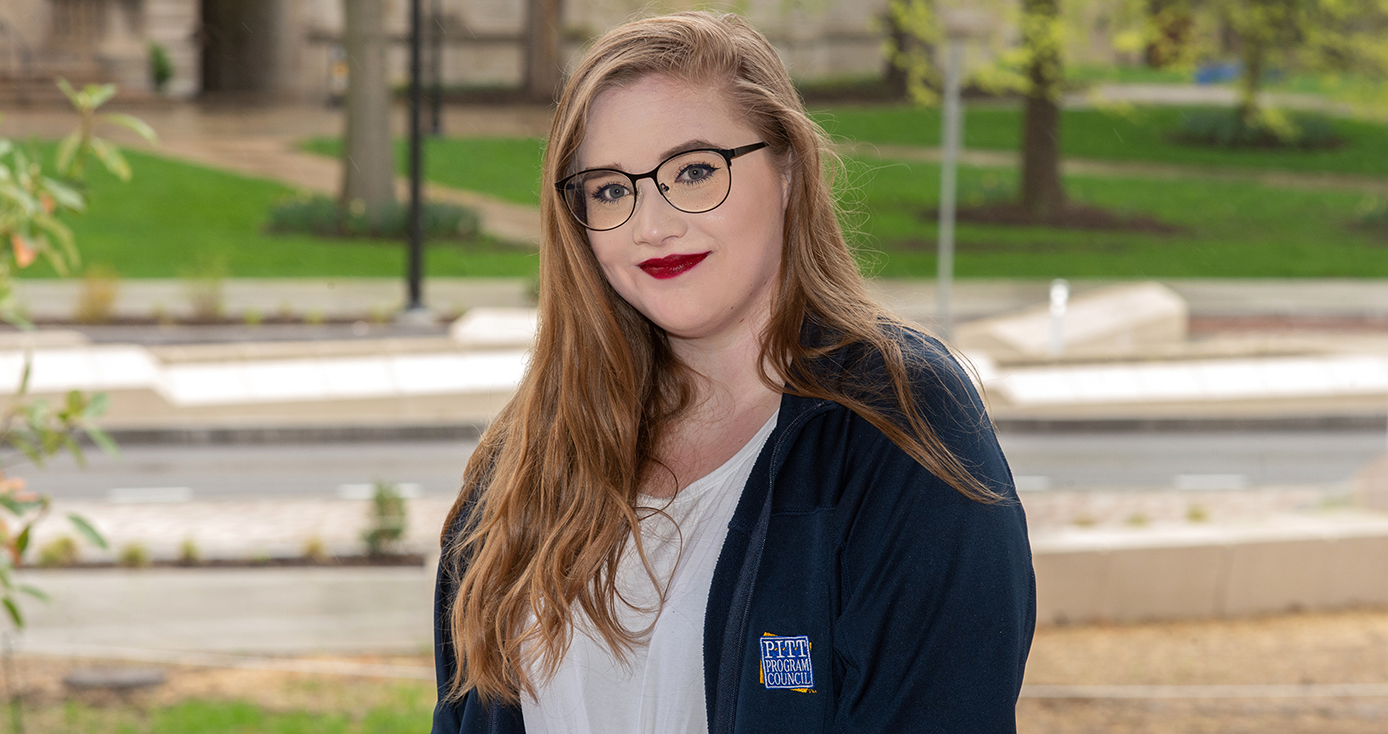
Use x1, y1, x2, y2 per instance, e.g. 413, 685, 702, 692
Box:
709, 401, 830, 734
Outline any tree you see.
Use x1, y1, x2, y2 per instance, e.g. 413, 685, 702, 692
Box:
524, 0, 564, 102
341, 0, 396, 224
0, 78, 139, 627
1019, 0, 1067, 216
886, 0, 1072, 217
1131, 0, 1388, 134
1213, 0, 1388, 128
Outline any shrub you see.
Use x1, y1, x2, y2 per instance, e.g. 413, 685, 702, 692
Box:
1170, 109, 1342, 150
1356, 197, 1388, 236
73, 265, 120, 324
148, 43, 174, 93
37, 536, 80, 568
302, 535, 329, 562
265, 194, 480, 241
362, 482, 407, 557
118, 542, 150, 568
177, 537, 200, 566
180, 254, 227, 321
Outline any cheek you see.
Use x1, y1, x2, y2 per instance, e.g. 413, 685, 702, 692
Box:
586, 234, 632, 291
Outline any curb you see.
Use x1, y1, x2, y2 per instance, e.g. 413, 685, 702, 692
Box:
102, 423, 488, 446
994, 414, 1388, 433
89, 412, 1388, 447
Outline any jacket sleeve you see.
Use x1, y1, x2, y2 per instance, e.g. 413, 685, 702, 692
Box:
431, 521, 527, 733
432, 539, 468, 732
831, 346, 1035, 733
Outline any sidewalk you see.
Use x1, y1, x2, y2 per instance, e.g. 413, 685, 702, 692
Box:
7, 278, 1388, 437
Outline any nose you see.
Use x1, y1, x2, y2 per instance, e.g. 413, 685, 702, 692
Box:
628, 177, 686, 247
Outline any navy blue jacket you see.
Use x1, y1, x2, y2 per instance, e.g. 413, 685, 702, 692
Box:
433, 334, 1035, 733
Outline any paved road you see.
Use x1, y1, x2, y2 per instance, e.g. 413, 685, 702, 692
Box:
25, 440, 478, 502
997, 429, 1385, 492
21, 430, 1386, 502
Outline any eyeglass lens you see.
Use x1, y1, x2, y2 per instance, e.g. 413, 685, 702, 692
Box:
562, 150, 732, 231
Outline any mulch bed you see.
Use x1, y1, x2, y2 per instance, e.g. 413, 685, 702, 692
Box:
1190, 314, 1388, 334
32, 554, 427, 571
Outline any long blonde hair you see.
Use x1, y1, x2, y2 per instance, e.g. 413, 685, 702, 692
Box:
443, 11, 997, 705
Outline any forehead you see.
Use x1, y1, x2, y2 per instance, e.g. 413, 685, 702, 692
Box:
577, 75, 755, 171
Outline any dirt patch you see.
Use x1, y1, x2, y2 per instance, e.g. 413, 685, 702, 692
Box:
42, 553, 426, 571
4, 609, 1386, 731
925, 202, 1185, 235
887, 237, 1130, 254
1021, 608, 1388, 733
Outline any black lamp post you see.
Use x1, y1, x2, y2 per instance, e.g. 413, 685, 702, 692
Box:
405, 0, 425, 314
430, 0, 443, 137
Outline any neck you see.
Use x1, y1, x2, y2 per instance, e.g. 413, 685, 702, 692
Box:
668, 306, 777, 416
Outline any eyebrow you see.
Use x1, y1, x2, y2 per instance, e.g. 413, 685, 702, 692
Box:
583, 138, 725, 173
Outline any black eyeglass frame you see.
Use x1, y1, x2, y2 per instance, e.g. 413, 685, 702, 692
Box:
554, 142, 769, 231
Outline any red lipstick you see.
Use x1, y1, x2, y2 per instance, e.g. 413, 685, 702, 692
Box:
639, 252, 709, 280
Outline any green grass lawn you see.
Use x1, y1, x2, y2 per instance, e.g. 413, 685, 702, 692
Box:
301, 137, 546, 206
295, 134, 1388, 276
24, 695, 430, 733
812, 105, 1388, 178
20, 144, 538, 278
21, 121, 1388, 281
846, 155, 1388, 277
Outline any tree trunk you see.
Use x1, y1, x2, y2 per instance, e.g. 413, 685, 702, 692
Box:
1020, 0, 1066, 217
341, 0, 396, 227
1238, 35, 1265, 127
523, 0, 563, 102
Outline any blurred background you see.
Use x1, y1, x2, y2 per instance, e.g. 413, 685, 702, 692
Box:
1, 0, 1388, 731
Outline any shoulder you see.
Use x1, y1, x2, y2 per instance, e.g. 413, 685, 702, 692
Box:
801, 321, 993, 449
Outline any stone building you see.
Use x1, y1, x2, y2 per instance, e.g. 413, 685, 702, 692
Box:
0, 0, 892, 105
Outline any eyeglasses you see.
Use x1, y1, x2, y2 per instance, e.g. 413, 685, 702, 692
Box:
555, 142, 768, 231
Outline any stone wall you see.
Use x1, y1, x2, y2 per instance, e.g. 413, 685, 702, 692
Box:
289, 0, 892, 103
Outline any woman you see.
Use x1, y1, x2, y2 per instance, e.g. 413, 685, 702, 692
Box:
433, 11, 1034, 734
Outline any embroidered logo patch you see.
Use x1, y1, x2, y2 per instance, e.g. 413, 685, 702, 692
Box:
758, 633, 814, 691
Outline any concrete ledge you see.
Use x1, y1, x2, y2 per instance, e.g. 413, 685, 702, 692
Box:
1034, 515, 1388, 624
15, 567, 437, 655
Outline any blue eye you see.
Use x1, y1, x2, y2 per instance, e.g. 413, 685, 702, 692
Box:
676, 162, 719, 184
590, 183, 632, 204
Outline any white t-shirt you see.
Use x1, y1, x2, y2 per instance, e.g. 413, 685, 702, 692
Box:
521, 412, 778, 734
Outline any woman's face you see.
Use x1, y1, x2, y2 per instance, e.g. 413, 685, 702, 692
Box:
576, 75, 788, 348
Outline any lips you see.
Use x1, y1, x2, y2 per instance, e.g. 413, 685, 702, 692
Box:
638, 252, 710, 280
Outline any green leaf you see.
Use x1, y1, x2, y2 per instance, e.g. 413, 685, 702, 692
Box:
17, 355, 31, 395
85, 84, 117, 109
14, 526, 30, 559
33, 214, 78, 267
39, 176, 85, 212
55, 131, 81, 176
101, 113, 159, 145
83, 423, 118, 457
0, 182, 39, 215
65, 390, 85, 416
84, 392, 109, 418
17, 585, 49, 603
68, 513, 107, 550
55, 78, 79, 105
10, 438, 40, 466
37, 235, 71, 277
87, 138, 131, 181
65, 437, 86, 468
4, 597, 24, 629
0, 496, 23, 515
